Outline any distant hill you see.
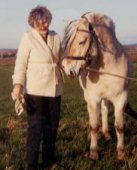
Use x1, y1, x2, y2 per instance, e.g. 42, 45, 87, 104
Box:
124, 44, 137, 62
0, 49, 17, 58
0, 44, 137, 64
124, 44, 137, 48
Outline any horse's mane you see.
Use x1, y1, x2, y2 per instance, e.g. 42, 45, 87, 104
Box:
62, 20, 79, 51
82, 12, 115, 32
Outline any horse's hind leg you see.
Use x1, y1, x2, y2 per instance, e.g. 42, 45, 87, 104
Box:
101, 99, 111, 140
87, 102, 100, 160
113, 94, 127, 160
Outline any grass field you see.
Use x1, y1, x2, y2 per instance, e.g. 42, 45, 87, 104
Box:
0, 65, 137, 170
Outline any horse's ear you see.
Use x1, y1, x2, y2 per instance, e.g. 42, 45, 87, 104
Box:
89, 24, 93, 32
63, 20, 71, 27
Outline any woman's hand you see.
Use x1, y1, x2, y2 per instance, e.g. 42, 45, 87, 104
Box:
11, 84, 25, 116
11, 84, 23, 100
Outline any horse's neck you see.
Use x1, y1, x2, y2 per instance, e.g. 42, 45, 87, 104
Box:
95, 26, 121, 52
94, 27, 124, 68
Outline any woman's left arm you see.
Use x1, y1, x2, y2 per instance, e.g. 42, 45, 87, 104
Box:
13, 31, 31, 87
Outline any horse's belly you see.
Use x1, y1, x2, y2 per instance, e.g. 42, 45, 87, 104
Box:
79, 76, 127, 102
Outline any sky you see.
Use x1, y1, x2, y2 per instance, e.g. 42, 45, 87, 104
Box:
0, 0, 137, 48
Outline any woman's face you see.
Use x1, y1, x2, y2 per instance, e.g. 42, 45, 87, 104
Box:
34, 19, 50, 38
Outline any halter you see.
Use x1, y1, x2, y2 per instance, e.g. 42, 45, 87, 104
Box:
64, 55, 92, 65
64, 21, 98, 66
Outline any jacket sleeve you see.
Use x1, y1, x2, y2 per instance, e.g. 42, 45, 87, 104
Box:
54, 34, 64, 68
12, 31, 31, 86
58, 42, 64, 68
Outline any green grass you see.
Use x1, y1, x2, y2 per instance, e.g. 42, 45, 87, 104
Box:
0, 65, 137, 170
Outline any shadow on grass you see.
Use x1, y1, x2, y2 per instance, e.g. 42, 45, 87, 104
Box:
0, 127, 10, 142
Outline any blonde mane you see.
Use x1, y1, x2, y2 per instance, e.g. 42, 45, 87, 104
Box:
62, 20, 78, 51
82, 12, 115, 32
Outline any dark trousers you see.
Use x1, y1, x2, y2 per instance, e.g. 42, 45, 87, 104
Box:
25, 94, 61, 170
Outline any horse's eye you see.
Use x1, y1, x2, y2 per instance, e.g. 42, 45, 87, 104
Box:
79, 40, 85, 45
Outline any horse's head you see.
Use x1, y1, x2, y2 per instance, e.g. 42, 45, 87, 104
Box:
62, 17, 98, 77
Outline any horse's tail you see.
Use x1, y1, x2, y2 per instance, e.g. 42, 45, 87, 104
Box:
125, 103, 137, 120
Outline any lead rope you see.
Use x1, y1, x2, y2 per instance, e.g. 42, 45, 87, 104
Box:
86, 67, 137, 82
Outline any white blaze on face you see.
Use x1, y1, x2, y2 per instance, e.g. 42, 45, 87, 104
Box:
62, 58, 85, 77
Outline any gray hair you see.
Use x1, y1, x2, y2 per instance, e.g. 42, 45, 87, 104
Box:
28, 5, 52, 27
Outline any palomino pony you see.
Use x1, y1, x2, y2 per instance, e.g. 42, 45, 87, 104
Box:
62, 12, 133, 160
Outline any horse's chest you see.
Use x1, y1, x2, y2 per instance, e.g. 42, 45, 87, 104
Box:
80, 75, 122, 101
91, 83, 114, 97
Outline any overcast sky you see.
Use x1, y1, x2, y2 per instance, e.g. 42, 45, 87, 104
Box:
0, 0, 137, 48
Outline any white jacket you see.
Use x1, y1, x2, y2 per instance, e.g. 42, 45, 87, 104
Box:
13, 28, 63, 97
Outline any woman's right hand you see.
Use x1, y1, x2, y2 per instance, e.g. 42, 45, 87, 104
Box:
11, 84, 23, 101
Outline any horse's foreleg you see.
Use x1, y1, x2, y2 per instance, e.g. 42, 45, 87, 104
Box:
114, 98, 126, 160
87, 103, 100, 160
101, 100, 111, 140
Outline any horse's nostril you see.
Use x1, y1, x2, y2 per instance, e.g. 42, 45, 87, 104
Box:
70, 70, 74, 76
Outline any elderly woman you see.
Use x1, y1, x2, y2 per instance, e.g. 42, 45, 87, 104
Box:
12, 5, 63, 170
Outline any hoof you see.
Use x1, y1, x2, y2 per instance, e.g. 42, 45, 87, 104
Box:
104, 132, 111, 141
117, 148, 126, 160
89, 149, 99, 160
